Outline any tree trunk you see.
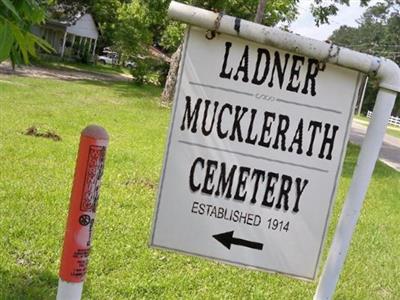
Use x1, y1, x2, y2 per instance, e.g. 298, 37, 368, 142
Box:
254, 0, 267, 24
161, 0, 266, 106
160, 44, 183, 106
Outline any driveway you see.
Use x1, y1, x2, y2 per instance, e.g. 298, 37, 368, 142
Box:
350, 120, 400, 171
0, 61, 132, 82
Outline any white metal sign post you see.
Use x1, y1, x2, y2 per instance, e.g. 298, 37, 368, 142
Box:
151, 2, 400, 299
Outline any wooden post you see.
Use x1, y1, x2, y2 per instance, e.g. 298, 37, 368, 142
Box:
82, 38, 88, 58
92, 39, 97, 58
77, 36, 83, 56
88, 39, 93, 55
357, 76, 369, 115
70, 35, 76, 57
60, 32, 68, 58
254, 0, 267, 24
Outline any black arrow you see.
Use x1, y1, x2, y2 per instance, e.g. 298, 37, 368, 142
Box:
213, 231, 263, 250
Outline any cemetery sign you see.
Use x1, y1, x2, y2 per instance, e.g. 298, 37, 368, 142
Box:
151, 26, 362, 280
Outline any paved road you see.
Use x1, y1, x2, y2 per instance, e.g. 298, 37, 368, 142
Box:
350, 121, 400, 171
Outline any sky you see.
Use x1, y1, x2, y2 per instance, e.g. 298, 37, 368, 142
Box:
289, 0, 381, 40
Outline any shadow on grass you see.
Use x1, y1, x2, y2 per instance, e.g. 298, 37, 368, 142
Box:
0, 268, 58, 300
76, 79, 164, 101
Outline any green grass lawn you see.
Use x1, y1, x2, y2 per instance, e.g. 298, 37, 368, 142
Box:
0, 75, 399, 299
355, 114, 400, 139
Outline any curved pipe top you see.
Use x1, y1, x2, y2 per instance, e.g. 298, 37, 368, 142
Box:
168, 1, 400, 93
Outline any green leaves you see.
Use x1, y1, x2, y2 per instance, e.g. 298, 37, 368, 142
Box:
31, 32, 53, 54
0, 0, 53, 67
114, 2, 152, 57
0, 20, 13, 61
310, 3, 340, 26
10, 22, 29, 64
330, 1, 400, 115
1, 0, 21, 20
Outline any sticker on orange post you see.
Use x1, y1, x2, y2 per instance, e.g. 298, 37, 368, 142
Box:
59, 126, 108, 283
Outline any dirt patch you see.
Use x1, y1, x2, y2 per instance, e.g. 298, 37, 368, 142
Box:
124, 178, 156, 190
24, 126, 62, 141
0, 61, 132, 82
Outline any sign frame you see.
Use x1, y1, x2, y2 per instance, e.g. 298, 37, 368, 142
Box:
152, 2, 400, 299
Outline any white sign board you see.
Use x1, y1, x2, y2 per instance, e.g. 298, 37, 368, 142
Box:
151, 26, 362, 280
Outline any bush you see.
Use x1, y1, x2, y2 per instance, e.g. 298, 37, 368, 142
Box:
130, 57, 169, 85
80, 43, 91, 64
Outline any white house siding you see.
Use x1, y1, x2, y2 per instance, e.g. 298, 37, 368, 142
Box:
66, 14, 98, 40
31, 25, 42, 37
32, 13, 99, 58
32, 25, 64, 53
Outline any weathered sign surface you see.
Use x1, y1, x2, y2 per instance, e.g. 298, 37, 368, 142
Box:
151, 26, 362, 280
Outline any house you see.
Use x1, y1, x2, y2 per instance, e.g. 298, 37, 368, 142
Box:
32, 12, 99, 59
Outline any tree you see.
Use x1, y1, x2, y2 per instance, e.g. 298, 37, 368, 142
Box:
159, 0, 374, 106
89, 0, 122, 50
254, 0, 267, 23
159, 0, 301, 106
0, 0, 52, 68
331, 1, 399, 64
114, 2, 152, 58
159, 0, 300, 53
330, 0, 400, 115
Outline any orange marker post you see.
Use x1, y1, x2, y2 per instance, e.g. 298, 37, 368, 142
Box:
57, 125, 109, 300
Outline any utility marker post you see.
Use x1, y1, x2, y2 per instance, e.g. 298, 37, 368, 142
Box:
57, 125, 109, 300
150, 2, 400, 299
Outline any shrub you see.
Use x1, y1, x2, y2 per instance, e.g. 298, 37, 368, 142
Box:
80, 43, 91, 64
130, 57, 169, 86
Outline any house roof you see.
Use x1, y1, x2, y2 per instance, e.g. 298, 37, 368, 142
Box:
45, 6, 99, 39
47, 5, 87, 26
